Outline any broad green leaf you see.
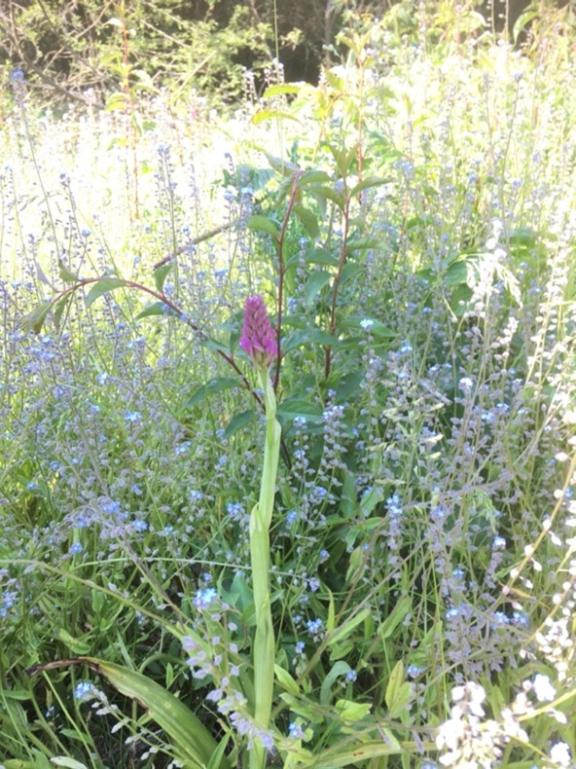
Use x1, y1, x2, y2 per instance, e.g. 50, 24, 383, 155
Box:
105, 91, 127, 111
188, 377, 241, 407
335, 699, 371, 722
385, 660, 408, 715
20, 300, 52, 334
263, 152, 300, 176
33, 754, 51, 769
56, 628, 90, 655
136, 301, 179, 320
513, 9, 539, 42
279, 694, 324, 724
4, 761, 33, 769
294, 204, 320, 239
252, 109, 301, 126
263, 83, 302, 98
277, 398, 323, 425
274, 664, 300, 696
308, 185, 345, 209
307, 740, 418, 768
53, 294, 73, 329
58, 260, 79, 283
445, 260, 469, 286
388, 682, 412, 718
1, 689, 32, 700
340, 316, 395, 340
224, 409, 257, 438
50, 759, 89, 769
34, 263, 51, 287
320, 661, 352, 705
350, 176, 390, 197
153, 262, 173, 291
298, 170, 331, 186
283, 328, 341, 352
359, 486, 384, 518
378, 596, 411, 640
84, 657, 223, 769
247, 215, 280, 240
85, 278, 129, 308
303, 271, 331, 308
327, 608, 371, 648
206, 735, 230, 769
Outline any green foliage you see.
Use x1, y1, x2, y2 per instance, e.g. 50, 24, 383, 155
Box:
1, 5, 576, 769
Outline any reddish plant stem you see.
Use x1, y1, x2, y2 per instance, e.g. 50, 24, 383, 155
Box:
273, 171, 302, 392
324, 191, 351, 380
46, 277, 292, 466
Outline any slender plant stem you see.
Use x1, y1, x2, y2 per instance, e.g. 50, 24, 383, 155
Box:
324, 190, 351, 380
249, 366, 281, 769
274, 171, 302, 391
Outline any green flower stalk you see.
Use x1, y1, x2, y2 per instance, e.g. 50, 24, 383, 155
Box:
240, 296, 281, 769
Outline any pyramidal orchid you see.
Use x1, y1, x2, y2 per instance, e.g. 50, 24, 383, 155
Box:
239, 295, 278, 367
240, 295, 281, 768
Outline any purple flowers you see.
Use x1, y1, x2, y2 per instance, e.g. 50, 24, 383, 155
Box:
239, 295, 278, 366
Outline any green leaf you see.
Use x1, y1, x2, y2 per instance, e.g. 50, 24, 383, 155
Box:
188, 377, 241, 407
359, 486, 384, 518
303, 271, 332, 308
56, 629, 90, 655
294, 204, 320, 238
340, 316, 395, 340
136, 301, 179, 320
277, 398, 323, 425
274, 664, 300, 696
385, 660, 412, 716
153, 262, 173, 291
20, 300, 52, 334
445, 260, 469, 286
279, 694, 324, 724
513, 9, 539, 42
335, 699, 371, 722
320, 662, 352, 706
263, 83, 302, 98
50, 759, 89, 769
283, 328, 341, 352
58, 260, 79, 283
85, 658, 224, 769
263, 152, 300, 176
105, 91, 127, 111
350, 176, 390, 197
388, 682, 413, 718
378, 596, 412, 640
308, 185, 345, 209
327, 608, 371, 648
308, 741, 414, 769
206, 735, 230, 769
224, 409, 257, 438
85, 278, 129, 308
1, 689, 32, 701
298, 170, 331, 186
247, 215, 280, 240
53, 294, 73, 330
252, 109, 301, 126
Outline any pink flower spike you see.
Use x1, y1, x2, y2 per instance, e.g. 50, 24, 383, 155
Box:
239, 295, 278, 366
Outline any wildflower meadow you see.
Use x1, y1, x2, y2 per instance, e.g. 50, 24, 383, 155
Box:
0, 3, 575, 769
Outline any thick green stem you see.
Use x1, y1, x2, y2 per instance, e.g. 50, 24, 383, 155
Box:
249, 366, 281, 769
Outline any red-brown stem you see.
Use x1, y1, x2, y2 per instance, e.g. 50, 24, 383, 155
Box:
273, 171, 302, 392
46, 277, 292, 466
324, 191, 351, 380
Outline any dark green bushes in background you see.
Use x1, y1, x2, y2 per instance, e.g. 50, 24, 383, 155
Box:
1, 0, 573, 107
